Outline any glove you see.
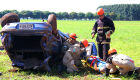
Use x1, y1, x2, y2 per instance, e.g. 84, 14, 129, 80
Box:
106, 31, 110, 38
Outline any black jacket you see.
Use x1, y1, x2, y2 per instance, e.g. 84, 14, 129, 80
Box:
91, 16, 115, 44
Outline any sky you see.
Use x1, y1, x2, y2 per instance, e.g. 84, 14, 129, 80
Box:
0, 0, 140, 13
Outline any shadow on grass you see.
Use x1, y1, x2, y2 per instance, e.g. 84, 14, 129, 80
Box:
14, 67, 140, 80
16, 67, 101, 79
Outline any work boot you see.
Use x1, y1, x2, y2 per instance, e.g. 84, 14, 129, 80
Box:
57, 64, 67, 73
134, 67, 140, 76
135, 67, 140, 74
57, 64, 63, 73
105, 68, 110, 76
113, 69, 120, 75
128, 71, 134, 76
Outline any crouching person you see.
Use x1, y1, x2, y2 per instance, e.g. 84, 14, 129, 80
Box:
106, 48, 136, 76
61, 33, 79, 54
63, 39, 88, 73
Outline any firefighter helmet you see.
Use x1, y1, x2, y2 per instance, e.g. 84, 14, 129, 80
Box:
97, 8, 104, 16
69, 33, 77, 39
108, 48, 117, 55
81, 39, 88, 47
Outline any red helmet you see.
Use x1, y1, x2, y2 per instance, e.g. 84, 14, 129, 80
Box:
69, 33, 77, 39
108, 48, 117, 55
97, 8, 104, 16
81, 39, 88, 47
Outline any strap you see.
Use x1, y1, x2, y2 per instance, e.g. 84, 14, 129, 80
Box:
90, 57, 97, 68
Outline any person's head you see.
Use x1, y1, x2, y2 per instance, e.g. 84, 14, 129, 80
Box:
69, 33, 77, 44
80, 39, 88, 48
108, 48, 117, 56
97, 8, 105, 20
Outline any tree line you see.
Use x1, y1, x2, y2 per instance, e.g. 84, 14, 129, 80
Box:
0, 4, 140, 20
98, 4, 140, 20
0, 10, 96, 20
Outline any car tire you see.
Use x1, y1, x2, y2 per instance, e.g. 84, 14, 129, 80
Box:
0, 13, 20, 27
47, 14, 57, 36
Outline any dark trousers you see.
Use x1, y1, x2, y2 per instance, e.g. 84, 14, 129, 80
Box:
97, 43, 110, 61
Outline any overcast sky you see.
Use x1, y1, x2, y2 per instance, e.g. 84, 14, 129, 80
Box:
0, 0, 140, 13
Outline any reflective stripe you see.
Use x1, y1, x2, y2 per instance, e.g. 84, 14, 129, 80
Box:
97, 42, 110, 44
73, 64, 78, 71
97, 26, 109, 29
101, 42, 110, 44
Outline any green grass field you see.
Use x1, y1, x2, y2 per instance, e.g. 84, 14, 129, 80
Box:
0, 20, 140, 80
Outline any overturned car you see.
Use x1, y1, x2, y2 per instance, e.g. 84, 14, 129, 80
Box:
0, 13, 69, 72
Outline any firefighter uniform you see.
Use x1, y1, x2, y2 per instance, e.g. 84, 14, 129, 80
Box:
91, 16, 115, 60
63, 44, 85, 73
61, 39, 79, 54
106, 54, 135, 75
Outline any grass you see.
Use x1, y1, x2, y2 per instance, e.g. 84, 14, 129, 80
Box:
0, 19, 140, 80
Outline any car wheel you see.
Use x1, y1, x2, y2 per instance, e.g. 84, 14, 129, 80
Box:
0, 13, 20, 27
47, 14, 57, 36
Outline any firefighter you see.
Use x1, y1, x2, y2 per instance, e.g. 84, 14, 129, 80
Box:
80, 42, 97, 60
106, 48, 136, 76
63, 39, 88, 73
91, 8, 115, 61
85, 49, 139, 76
61, 33, 79, 53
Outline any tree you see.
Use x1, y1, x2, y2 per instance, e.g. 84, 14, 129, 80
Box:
108, 12, 117, 20
69, 12, 78, 19
56, 12, 69, 20
77, 12, 85, 20
98, 4, 140, 20
56, 12, 63, 20
19, 10, 33, 19
42, 11, 51, 19
93, 14, 98, 19
85, 12, 94, 20
61, 12, 69, 19
32, 10, 42, 19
